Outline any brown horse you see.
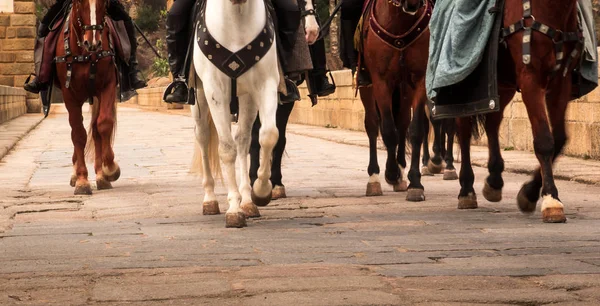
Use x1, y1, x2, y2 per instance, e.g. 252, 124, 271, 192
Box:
55, 0, 120, 195
456, 0, 583, 223
358, 0, 431, 201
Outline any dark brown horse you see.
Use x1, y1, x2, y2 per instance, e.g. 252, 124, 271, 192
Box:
358, 0, 431, 201
55, 0, 120, 194
456, 0, 583, 223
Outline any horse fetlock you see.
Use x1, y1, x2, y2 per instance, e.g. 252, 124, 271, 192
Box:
541, 195, 566, 223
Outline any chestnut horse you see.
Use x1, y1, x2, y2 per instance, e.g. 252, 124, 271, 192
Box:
421, 117, 458, 181
359, 0, 431, 201
55, 0, 120, 195
456, 0, 583, 223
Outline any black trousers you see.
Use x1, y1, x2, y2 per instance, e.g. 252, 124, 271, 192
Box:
339, 0, 365, 70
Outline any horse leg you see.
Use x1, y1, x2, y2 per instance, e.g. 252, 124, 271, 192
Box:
251, 84, 279, 207
97, 87, 120, 184
442, 119, 458, 180
457, 116, 477, 209
374, 83, 400, 187
70, 151, 77, 187
406, 100, 426, 201
192, 89, 219, 215
482, 88, 515, 201
205, 87, 245, 228
517, 79, 569, 223
428, 118, 444, 174
421, 116, 433, 176
92, 120, 111, 190
393, 89, 409, 192
235, 95, 261, 218
271, 101, 295, 199
63, 94, 91, 195
360, 87, 383, 196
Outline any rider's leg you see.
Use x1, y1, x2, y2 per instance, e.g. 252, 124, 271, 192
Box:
24, 0, 66, 93
307, 35, 335, 97
340, 0, 369, 86
164, 0, 195, 103
271, 0, 303, 102
108, 0, 146, 89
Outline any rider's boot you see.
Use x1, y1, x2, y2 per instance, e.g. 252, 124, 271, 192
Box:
307, 37, 335, 97
24, 24, 49, 94
123, 17, 147, 89
163, 5, 190, 104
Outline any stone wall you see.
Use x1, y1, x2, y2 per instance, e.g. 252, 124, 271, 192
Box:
0, 0, 40, 114
289, 68, 600, 159
0, 85, 27, 124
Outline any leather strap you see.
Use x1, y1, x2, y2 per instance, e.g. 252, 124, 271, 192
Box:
368, 0, 432, 50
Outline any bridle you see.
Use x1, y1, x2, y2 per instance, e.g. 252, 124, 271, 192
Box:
72, 0, 108, 52
389, 0, 425, 15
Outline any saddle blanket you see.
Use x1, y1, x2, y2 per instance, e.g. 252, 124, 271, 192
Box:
426, 0, 598, 103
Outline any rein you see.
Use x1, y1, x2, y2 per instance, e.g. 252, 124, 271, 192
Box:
502, 0, 583, 77
54, 0, 115, 104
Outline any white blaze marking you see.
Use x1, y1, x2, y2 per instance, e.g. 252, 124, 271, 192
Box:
89, 0, 97, 45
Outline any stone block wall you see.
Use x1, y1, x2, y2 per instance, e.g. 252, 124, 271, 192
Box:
289, 67, 600, 160
0, 85, 27, 124
0, 0, 36, 88
0, 0, 40, 114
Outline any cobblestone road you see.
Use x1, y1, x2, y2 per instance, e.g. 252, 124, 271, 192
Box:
1, 105, 600, 305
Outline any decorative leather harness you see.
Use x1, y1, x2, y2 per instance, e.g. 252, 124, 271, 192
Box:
196, 3, 275, 116
54, 2, 115, 104
369, 0, 432, 50
502, 0, 583, 77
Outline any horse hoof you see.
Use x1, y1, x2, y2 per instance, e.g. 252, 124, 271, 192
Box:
541, 195, 566, 223
406, 188, 425, 202
70, 175, 77, 187
366, 182, 383, 196
272, 185, 287, 200
74, 183, 92, 195
102, 163, 121, 182
252, 189, 272, 207
225, 212, 247, 228
427, 160, 443, 174
516, 186, 537, 213
96, 178, 112, 190
202, 201, 220, 215
393, 180, 408, 192
443, 169, 459, 180
482, 181, 502, 202
421, 166, 433, 176
458, 193, 478, 209
241, 202, 261, 218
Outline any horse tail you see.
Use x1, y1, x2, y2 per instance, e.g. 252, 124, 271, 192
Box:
191, 108, 222, 180
84, 98, 100, 162
190, 74, 222, 180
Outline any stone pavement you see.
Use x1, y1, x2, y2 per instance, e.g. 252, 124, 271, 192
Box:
0, 105, 600, 305
287, 124, 600, 186
0, 113, 44, 161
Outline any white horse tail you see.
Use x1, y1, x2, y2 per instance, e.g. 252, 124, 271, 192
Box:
190, 73, 222, 180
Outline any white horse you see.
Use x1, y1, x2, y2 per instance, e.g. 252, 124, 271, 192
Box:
191, 0, 319, 228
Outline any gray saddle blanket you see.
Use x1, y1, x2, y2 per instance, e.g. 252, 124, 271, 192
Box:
426, 0, 598, 119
